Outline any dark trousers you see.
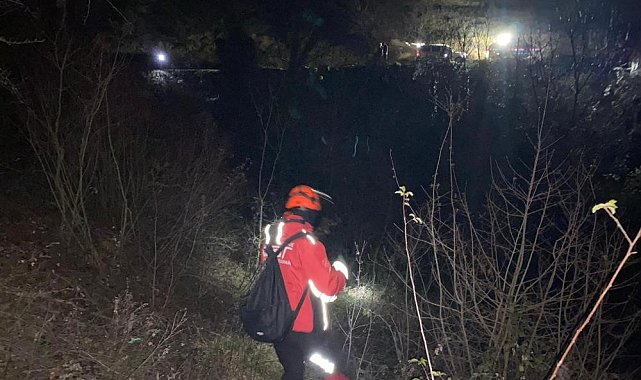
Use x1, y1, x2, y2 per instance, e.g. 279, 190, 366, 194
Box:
277, 330, 346, 380
276, 300, 341, 379
274, 331, 316, 380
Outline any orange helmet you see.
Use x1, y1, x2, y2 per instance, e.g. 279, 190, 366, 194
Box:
285, 185, 322, 211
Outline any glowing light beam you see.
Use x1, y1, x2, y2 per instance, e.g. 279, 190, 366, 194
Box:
495, 32, 513, 47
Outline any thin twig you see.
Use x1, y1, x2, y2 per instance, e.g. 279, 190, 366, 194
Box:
547, 217, 641, 380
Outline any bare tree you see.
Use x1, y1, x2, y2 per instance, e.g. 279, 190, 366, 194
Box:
18, 34, 122, 268
396, 124, 641, 379
251, 86, 287, 267
548, 201, 641, 380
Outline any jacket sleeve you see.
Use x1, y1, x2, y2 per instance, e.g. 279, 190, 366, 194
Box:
300, 238, 346, 296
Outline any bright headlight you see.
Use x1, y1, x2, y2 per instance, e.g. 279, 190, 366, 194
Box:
495, 32, 513, 47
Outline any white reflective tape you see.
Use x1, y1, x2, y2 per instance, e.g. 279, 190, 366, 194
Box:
264, 225, 271, 245
309, 352, 335, 374
305, 234, 317, 245
321, 301, 329, 330
308, 280, 334, 331
301, 229, 316, 244
276, 222, 284, 245
332, 261, 349, 280
308, 280, 337, 303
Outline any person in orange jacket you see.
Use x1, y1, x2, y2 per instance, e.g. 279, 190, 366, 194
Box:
261, 185, 350, 380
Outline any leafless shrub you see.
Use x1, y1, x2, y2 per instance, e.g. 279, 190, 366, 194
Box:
16, 33, 124, 269
15, 25, 247, 297
56, 289, 189, 379
392, 134, 641, 379
333, 241, 426, 379
139, 129, 247, 307
334, 87, 641, 379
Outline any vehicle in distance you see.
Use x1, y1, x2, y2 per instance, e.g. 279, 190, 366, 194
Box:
488, 42, 541, 60
417, 44, 452, 61
417, 44, 466, 64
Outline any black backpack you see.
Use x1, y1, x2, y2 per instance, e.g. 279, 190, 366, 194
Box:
241, 231, 309, 343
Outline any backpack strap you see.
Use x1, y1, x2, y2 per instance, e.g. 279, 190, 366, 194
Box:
265, 231, 308, 259
292, 284, 309, 320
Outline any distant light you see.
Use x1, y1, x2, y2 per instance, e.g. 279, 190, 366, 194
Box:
155, 52, 167, 63
411, 42, 425, 48
495, 32, 513, 47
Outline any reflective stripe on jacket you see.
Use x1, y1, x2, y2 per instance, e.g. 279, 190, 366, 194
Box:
260, 212, 347, 333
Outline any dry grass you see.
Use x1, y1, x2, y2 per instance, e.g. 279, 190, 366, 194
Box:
0, 199, 282, 379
